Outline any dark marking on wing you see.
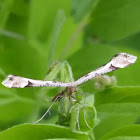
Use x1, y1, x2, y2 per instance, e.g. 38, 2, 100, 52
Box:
25, 80, 34, 87
9, 77, 14, 81
124, 54, 128, 58
113, 53, 119, 58
107, 54, 120, 64
85, 74, 89, 77
95, 73, 99, 77
109, 64, 119, 70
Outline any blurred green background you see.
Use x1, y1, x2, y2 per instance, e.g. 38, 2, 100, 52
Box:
0, 0, 140, 140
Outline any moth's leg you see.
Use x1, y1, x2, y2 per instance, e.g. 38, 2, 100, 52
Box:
52, 88, 67, 102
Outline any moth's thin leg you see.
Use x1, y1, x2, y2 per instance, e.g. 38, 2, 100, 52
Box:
83, 93, 92, 129
33, 96, 59, 124
52, 88, 67, 102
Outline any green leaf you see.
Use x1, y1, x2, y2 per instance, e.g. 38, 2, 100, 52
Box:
107, 136, 140, 140
89, 0, 140, 41
0, 88, 35, 123
11, 0, 29, 17
111, 32, 140, 51
71, 0, 96, 22
0, 98, 34, 122
28, 0, 70, 42
47, 10, 66, 67
100, 125, 140, 140
94, 86, 140, 140
0, 0, 13, 28
55, 17, 83, 60
95, 86, 140, 106
94, 115, 138, 140
44, 139, 77, 140
0, 124, 89, 140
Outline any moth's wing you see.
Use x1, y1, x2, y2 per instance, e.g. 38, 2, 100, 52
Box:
2, 74, 29, 88
111, 53, 137, 68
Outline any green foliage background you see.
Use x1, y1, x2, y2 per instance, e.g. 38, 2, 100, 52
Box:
0, 0, 140, 140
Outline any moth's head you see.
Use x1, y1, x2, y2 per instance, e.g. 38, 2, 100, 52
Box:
2, 74, 28, 88
111, 53, 137, 68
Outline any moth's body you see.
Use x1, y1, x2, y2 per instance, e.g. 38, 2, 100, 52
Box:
2, 53, 137, 88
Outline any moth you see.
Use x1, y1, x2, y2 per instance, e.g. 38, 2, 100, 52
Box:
2, 52, 137, 124
2, 53, 137, 89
